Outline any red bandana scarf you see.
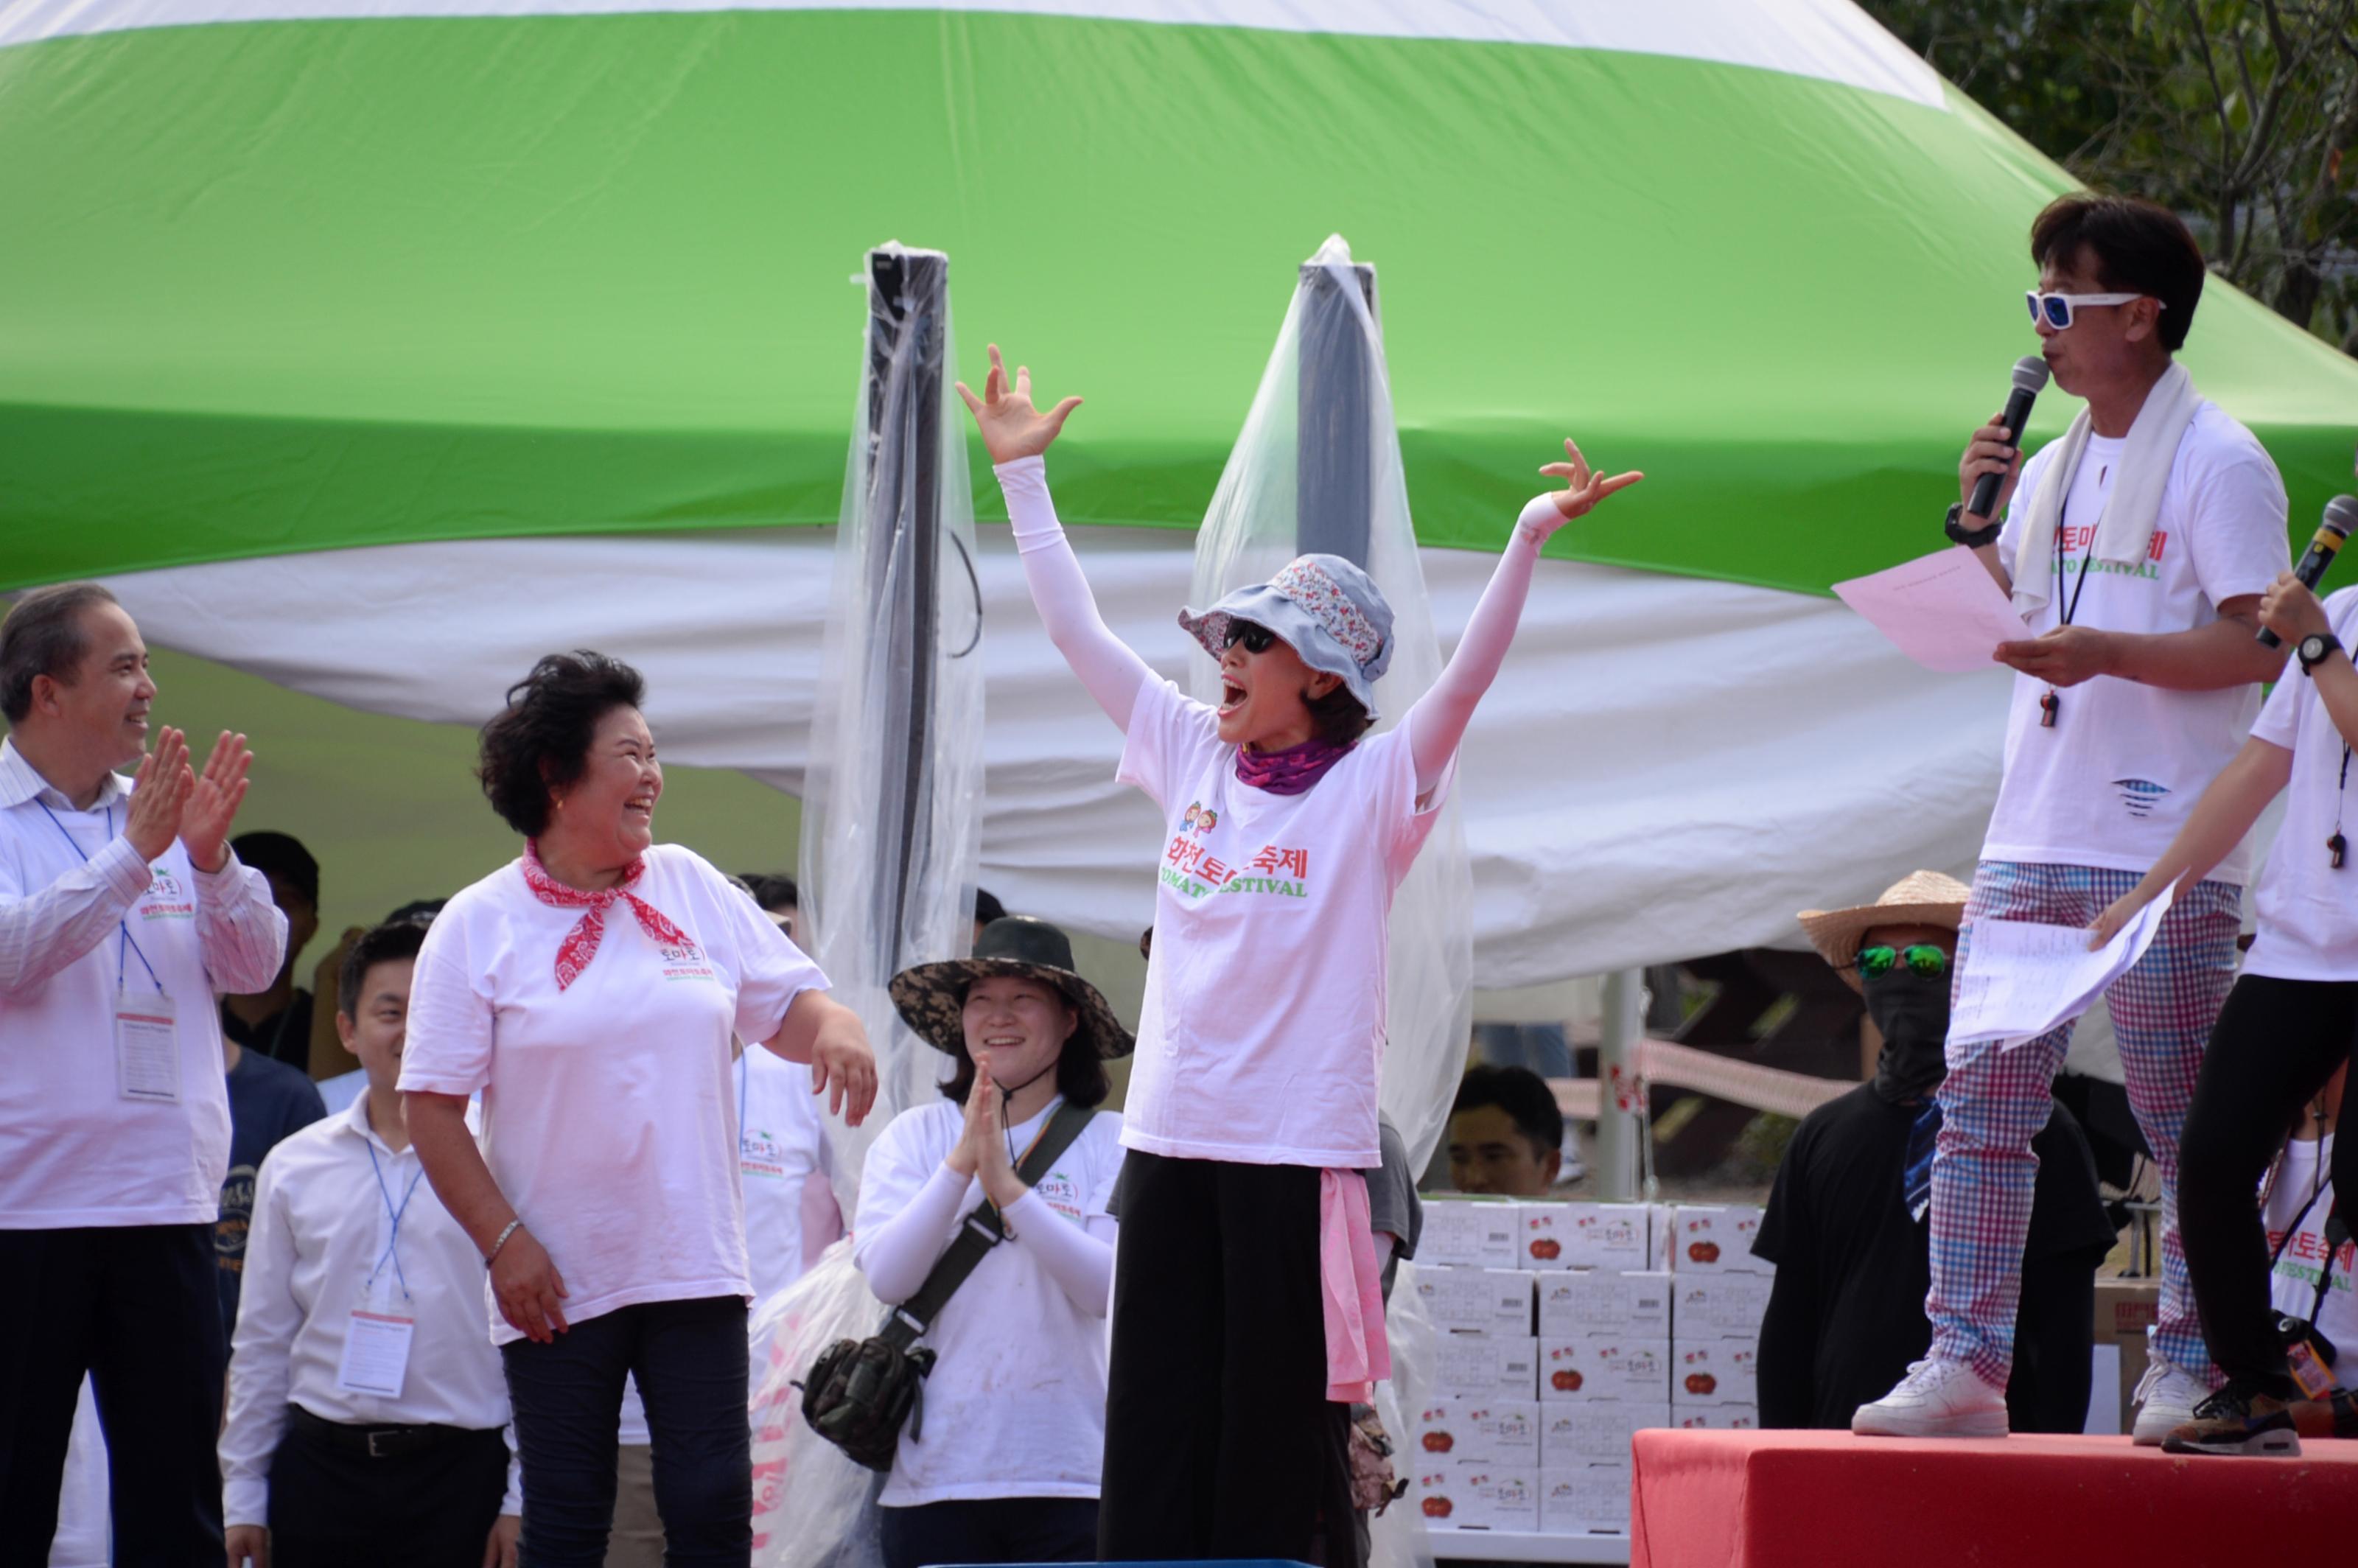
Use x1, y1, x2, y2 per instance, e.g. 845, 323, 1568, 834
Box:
522, 840, 692, 990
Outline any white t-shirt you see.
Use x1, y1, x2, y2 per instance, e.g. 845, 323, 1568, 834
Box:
619, 1046, 837, 1448
399, 844, 828, 1345
1118, 676, 1449, 1169
853, 1099, 1125, 1506
2265, 1133, 2358, 1359
2242, 587, 2358, 980
1985, 402, 2289, 882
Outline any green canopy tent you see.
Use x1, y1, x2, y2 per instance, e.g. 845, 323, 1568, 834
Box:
5, 0, 2356, 988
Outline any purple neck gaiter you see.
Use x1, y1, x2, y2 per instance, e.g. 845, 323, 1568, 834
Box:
1234, 735, 1356, 797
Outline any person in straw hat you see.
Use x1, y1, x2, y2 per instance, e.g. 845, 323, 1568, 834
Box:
852, 916, 1133, 1568
958, 343, 1640, 1564
1754, 872, 2111, 1434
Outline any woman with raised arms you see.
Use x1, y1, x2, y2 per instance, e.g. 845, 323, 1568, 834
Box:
959, 346, 1640, 1562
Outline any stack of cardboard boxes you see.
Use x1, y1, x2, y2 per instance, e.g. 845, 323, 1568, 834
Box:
1667, 1205, 1770, 1431
1412, 1198, 1681, 1538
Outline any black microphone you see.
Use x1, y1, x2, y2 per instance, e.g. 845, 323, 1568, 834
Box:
1967, 357, 2051, 522
2259, 494, 2358, 648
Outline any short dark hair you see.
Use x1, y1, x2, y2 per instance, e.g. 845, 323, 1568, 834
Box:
738, 873, 798, 914
0, 583, 120, 724
338, 920, 429, 1020
973, 886, 1007, 927
232, 830, 319, 908
1452, 1063, 1564, 1161
1308, 684, 1374, 747
2031, 193, 2205, 352
476, 651, 648, 838
940, 978, 1110, 1110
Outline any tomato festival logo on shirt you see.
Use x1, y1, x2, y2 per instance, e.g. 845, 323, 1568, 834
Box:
1034, 1168, 1085, 1222
740, 1125, 788, 1180
1180, 802, 1220, 836
139, 869, 195, 920
657, 937, 716, 983
1159, 836, 1312, 902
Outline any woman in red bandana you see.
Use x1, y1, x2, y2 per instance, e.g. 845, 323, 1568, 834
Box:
959, 347, 1640, 1563
399, 651, 876, 1567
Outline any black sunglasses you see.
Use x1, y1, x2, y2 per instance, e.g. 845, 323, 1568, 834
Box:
1224, 622, 1277, 655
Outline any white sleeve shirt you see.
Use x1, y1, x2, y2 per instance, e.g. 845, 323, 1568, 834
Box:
0, 737, 287, 1226
220, 1096, 519, 1528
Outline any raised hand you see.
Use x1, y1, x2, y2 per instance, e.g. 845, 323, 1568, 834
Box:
180, 731, 252, 874
1530, 438, 1644, 540
124, 727, 192, 864
955, 344, 1082, 465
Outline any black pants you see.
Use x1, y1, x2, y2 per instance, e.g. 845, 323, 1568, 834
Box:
500, 1295, 752, 1568
2178, 974, 2358, 1390
0, 1222, 224, 1568
1099, 1153, 1333, 1564
267, 1410, 511, 1568
879, 1497, 1098, 1568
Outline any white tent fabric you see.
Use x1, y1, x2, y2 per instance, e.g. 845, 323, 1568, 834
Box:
99, 527, 2012, 984
0, 0, 1946, 107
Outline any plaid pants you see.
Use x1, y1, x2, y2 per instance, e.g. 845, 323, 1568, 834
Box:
1925, 861, 2241, 1390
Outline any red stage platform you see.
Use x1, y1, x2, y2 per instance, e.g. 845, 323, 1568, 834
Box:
1630, 1428, 2358, 1567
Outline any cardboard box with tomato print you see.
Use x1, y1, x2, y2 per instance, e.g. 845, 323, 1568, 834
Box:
1410, 1399, 1539, 1466
1668, 1204, 1770, 1274
1539, 1339, 1670, 1403
1539, 1463, 1631, 1536
1671, 1340, 1759, 1407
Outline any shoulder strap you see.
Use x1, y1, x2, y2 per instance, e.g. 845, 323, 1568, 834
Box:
878, 1103, 1099, 1349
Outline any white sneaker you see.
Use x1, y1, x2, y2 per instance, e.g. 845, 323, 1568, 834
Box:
2131, 1354, 2212, 1446
1853, 1359, 2009, 1438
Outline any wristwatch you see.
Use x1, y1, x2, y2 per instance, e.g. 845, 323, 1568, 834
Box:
1944, 501, 2003, 550
2298, 633, 2343, 674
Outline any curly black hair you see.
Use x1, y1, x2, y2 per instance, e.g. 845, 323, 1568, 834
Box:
476, 651, 648, 838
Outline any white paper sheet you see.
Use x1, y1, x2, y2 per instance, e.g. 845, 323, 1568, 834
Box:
1833, 546, 2029, 673
1949, 885, 2176, 1046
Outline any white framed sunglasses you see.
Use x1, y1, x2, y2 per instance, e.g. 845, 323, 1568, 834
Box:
2026, 290, 2161, 330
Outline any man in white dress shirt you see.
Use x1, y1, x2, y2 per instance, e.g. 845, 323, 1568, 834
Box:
223, 919, 522, 1568
0, 582, 286, 1564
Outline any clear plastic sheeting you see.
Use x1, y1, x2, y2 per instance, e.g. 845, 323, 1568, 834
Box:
799, 243, 987, 1219
749, 1239, 889, 1568
1188, 234, 1475, 1175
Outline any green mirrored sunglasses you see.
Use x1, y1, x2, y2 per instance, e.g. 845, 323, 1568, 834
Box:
1856, 943, 1949, 980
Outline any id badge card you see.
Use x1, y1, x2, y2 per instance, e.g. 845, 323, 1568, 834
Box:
337, 1309, 416, 1397
113, 990, 180, 1104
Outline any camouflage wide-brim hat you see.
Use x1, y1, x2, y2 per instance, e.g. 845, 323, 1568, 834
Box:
888, 915, 1135, 1060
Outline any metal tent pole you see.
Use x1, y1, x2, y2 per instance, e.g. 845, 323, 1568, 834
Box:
1294, 256, 1379, 567
1597, 967, 1646, 1201
861, 245, 948, 964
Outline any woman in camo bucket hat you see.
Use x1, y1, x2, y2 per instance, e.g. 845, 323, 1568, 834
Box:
959, 343, 1642, 1564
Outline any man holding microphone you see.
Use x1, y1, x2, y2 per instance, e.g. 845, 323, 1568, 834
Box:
1854, 195, 2290, 1442
0, 583, 285, 1561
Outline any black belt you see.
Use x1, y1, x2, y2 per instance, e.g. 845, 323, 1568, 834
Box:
287, 1404, 496, 1460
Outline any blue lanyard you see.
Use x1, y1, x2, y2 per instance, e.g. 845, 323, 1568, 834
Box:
35, 799, 164, 995
362, 1140, 428, 1304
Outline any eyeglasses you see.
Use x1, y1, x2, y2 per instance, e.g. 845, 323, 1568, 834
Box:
1225, 622, 1277, 655
1856, 943, 1949, 980
2026, 290, 2159, 331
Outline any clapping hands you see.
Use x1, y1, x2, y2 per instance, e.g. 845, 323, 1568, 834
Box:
123, 728, 253, 872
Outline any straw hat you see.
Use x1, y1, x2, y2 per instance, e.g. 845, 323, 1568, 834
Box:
1797, 870, 1971, 993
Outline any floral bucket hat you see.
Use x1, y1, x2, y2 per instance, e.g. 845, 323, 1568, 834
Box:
1177, 553, 1396, 721
889, 916, 1135, 1060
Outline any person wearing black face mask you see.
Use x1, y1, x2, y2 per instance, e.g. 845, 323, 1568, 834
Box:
1752, 873, 2116, 1432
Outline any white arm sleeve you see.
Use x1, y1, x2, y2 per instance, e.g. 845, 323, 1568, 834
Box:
1403, 496, 1553, 794
851, 1161, 971, 1306
1000, 1191, 1117, 1317
996, 456, 1155, 732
